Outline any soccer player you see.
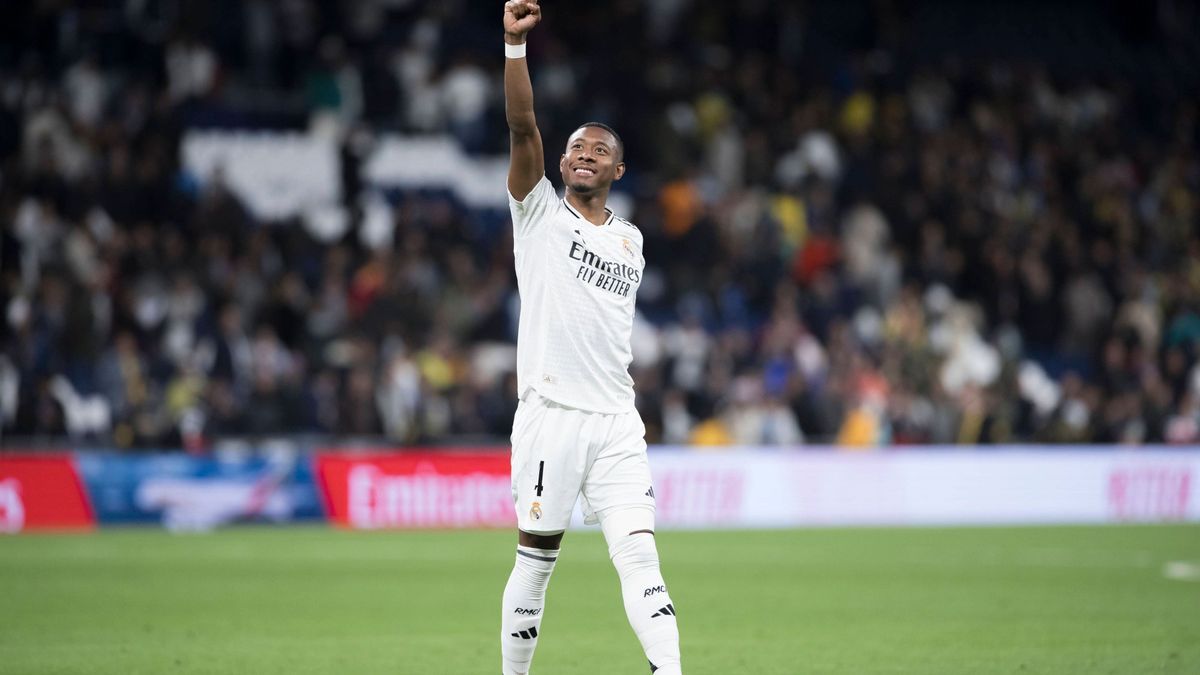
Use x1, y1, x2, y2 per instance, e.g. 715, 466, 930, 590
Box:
499, 1, 683, 674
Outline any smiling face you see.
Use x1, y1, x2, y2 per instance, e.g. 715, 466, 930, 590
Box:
559, 126, 625, 194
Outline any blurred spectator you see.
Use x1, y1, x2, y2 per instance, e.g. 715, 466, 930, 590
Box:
440, 54, 491, 153
166, 36, 218, 103
304, 36, 364, 140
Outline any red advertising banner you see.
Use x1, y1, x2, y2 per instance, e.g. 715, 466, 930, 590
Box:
316, 451, 515, 529
0, 454, 96, 532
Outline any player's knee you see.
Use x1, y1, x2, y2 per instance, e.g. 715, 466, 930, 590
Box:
600, 506, 654, 545
610, 529, 660, 578
600, 506, 660, 576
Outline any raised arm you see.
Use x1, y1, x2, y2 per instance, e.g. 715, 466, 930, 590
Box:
504, 0, 544, 201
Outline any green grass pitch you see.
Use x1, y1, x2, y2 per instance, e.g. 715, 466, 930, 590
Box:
2, 524, 1198, 674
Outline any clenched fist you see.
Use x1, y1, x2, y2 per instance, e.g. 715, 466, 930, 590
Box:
504, 0, 541, 42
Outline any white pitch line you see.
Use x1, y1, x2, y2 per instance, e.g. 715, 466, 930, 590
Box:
1163, 561, 1200, 582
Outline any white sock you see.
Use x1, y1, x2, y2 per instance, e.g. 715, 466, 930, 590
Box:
501, 545, 558, 675
610, 533, 681, 673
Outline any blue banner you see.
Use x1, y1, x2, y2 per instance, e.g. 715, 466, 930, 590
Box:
74, 451, 324, 529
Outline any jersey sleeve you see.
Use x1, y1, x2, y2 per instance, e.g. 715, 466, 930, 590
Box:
508, 176, 557, 239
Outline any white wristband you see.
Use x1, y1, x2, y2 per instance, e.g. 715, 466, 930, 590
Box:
505, 42, 527, 59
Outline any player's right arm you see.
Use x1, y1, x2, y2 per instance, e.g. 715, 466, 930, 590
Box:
504, 0, 544, 201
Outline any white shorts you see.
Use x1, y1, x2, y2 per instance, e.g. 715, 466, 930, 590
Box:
510, 391, 655, 534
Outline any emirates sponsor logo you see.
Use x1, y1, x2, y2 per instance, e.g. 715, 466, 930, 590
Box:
0, 478, 25, 534
568, 241, 640, 282
347, 463, 513, 528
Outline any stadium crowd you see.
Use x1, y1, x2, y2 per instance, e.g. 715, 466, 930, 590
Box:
1, 0, 1198, 449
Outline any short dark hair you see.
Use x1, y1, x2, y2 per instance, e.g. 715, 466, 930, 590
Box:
575, 122, 624, 161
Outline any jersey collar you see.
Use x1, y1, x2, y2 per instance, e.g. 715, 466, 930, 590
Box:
563, 198, 614, 227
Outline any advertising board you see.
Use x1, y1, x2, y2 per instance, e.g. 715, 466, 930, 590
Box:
316, 452, 514, 529
0, 454, 95, 532
318, 447, 1200, 530
73, 451, 323, 530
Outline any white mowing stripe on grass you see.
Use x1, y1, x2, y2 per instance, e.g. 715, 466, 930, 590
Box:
1163, 561, 1200, 582
890, 547, 1158, 570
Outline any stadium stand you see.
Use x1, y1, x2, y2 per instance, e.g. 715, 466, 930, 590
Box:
1, 0, 1198, 448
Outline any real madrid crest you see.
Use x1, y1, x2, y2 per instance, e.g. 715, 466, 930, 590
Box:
530, 501, 543, 520
621, 238, 635, 259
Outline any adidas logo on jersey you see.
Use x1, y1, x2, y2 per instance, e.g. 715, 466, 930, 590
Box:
645, 486, 655, 499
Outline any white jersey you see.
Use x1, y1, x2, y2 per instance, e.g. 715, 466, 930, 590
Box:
509, 176, 644, 414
